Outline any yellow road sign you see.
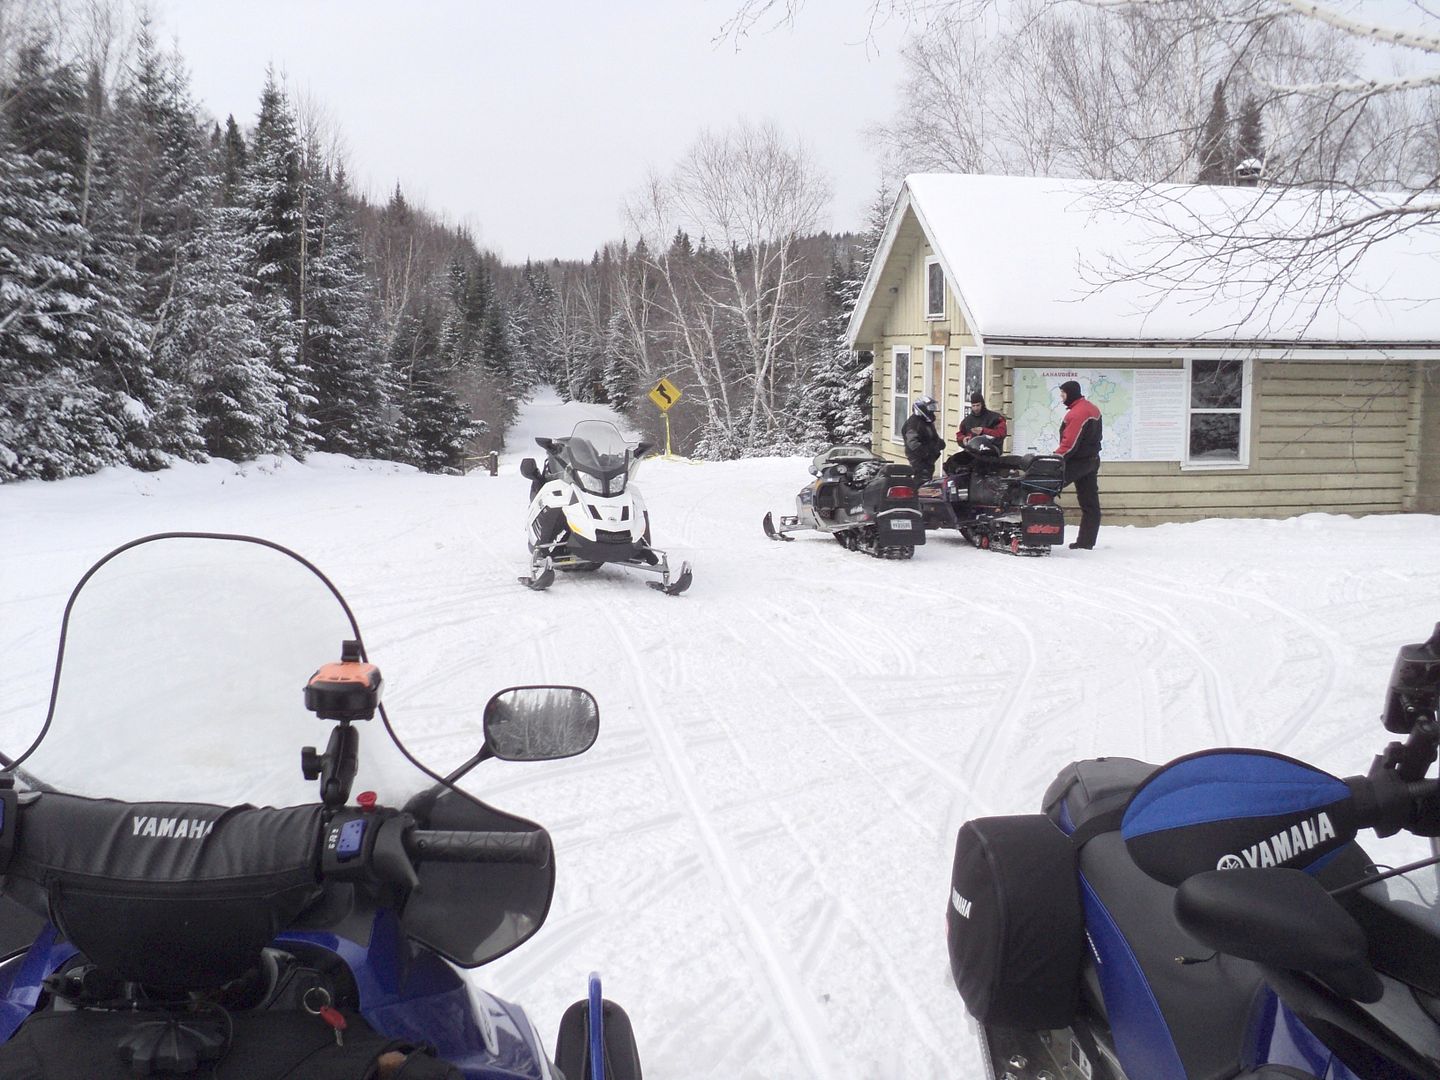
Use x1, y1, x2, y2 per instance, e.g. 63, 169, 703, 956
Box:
648, 378, 682, 412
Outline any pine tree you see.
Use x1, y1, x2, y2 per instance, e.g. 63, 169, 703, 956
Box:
295, 171, 396, 456
241, 70, 314, 454
0, 142, 126, 480
1197, 80, 1233, 185
157, 208, 288, 460
219, 116, 247, 208
1235, 96, 1265, 183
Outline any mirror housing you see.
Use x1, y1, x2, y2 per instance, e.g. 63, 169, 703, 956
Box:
519, 458, 539, 481
483, 686, 599, 762
1383, 623, 1440, 732
634, 442, 654, 459
535, 437, 555, 452
1175, 868, 1383, 1003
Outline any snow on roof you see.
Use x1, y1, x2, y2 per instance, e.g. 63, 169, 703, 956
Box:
899, 173, 1440, 345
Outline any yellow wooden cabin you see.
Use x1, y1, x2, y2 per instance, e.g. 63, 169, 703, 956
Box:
846, 174, 1440, 524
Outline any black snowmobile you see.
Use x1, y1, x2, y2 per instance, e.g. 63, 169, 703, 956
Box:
917, 435, 1066, 555
948, 622, 1440, 1080
762, 445, 925, 559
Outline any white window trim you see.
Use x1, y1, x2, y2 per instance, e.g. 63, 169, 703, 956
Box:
962, 351, 985, 403
890, 346, 912, 444
924, 345, 945, 433
1180, 355, 1253, 470
924, 256, 946, 321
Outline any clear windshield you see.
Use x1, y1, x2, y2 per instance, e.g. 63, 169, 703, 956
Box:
563, 421, 633, 474
559, 420, 635, 497
2, 535, 441, 807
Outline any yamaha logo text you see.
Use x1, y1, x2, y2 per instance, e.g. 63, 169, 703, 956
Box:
1216, 812, 1336, 871
132, 815, 216, 839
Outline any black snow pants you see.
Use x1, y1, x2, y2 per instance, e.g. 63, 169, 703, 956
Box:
1063, 456, 1101, 548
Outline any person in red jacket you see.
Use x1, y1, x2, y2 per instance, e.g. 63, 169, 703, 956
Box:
958, 392, 1007, 445
1053, 380, 1103, 550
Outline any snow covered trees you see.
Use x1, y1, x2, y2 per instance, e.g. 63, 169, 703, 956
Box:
1, 30, 503, 481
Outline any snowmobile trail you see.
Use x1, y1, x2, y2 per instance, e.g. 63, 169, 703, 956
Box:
582, 596, 845, 1079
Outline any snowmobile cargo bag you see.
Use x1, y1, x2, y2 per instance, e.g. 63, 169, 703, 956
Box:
1021, 504, 1065, 546
947, 815, 1084, 1028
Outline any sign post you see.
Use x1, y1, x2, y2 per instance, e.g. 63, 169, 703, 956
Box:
647, 377, 683, 458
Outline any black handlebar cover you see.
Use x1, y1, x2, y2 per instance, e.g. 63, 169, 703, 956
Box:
406, 828, 552, 866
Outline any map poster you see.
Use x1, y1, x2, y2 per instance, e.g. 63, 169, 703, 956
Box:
1011, 368, 1186, 462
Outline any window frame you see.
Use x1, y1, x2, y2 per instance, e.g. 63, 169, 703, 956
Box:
1181, 355, 1253, 470
890, 346, 912, 444
924, 256, 946, 321
924, 346, 945, 434
962, 352, 985, 404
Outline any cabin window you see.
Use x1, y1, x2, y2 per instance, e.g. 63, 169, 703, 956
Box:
925, 257, 945, 320
891, 346, 911, 442
1185, 358, 1249, 467
963, 353, 984, 402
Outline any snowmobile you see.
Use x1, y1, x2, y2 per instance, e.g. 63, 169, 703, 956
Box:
762, 445, 925, 559
948, 621, 1440, 1080
917, 435, 1066, 555
519, 419, 691, 596
0, 532, 643, 1080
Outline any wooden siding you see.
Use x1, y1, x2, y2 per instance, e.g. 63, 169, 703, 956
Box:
869, 352, 1427, 524
1415, 363, 1440, 513
865, 228, 979, 451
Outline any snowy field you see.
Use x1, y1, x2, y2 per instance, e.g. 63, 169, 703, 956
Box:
3, 391, 1440, 1079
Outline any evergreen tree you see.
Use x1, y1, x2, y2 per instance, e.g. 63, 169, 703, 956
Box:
296, 171, 396, 456
241, 70, 314, 454
1197, 80, 1233, 185
219, 115, 247, 207
1236, 96, 1264, 181
0, 142, 125, 480
157, 208, 288, 460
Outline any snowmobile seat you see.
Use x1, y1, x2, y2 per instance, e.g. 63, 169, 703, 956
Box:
1047, 761, 1384, 1080
1046, 760, 1265, 1079
997, 453, 1035, 470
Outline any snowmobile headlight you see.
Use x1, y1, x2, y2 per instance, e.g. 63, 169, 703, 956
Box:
606, 473, 628, 496
574, 469, 606, 495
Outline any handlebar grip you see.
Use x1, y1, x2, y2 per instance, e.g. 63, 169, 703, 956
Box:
405, 828, 552, 866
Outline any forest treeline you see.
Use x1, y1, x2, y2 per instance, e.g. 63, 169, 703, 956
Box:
0, 22, 875, 483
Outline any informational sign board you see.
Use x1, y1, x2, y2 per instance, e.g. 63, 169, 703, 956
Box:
1012, 368, 1186, 462
648, 378, 682, 412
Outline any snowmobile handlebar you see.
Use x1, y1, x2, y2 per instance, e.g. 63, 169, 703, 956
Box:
404, 827, 552, 866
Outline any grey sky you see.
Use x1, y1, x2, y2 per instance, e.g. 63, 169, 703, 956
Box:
153, 0, 908, 262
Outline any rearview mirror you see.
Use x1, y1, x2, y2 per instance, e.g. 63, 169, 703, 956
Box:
483, 686, 599, 762
634, 442, 654, 459
534, 437, 555, 452
519, 458, 539, 481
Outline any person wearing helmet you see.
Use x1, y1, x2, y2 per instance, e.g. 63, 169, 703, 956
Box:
1053, 379, 1103, 550
901, 396, 944, 482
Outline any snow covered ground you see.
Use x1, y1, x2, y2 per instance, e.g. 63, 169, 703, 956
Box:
3, 389, 1440, 1078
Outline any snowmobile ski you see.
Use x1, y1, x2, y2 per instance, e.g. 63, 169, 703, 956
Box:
647, 561, 693, 596
518, 565, 556, 591
762, 512, 794, 541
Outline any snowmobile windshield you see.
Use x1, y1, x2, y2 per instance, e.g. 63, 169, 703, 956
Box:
0, 534, 443, 807
561, 420, 635, 498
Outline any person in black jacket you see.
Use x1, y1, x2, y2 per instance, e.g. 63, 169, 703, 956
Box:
901, 396, 944, 482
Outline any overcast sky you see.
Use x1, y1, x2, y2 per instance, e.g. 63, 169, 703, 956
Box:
152, 1, 908, 262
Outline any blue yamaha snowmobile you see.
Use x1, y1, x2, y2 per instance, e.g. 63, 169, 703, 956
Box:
0, 532, 642, 1080
949, 623, 1440, 1079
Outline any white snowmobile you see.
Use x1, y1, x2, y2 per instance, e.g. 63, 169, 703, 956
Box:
518, 420, 693, 596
